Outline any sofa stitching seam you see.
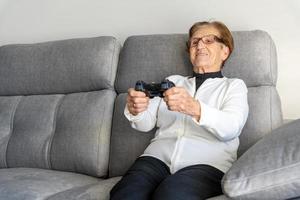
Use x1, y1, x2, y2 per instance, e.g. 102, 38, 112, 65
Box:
269, 33, 274, 86
110, 38, 117, 89
270, 87, 273, 132
47, 95, 65, 169
97, 92, 108, 176
269, 36, 274, 132
114, 39, 125, 94
5, 96, 22, 168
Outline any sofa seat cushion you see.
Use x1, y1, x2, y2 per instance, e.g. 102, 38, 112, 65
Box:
47, 177, 121, 200
206, 195, 231, 200
0, 168, 100, 200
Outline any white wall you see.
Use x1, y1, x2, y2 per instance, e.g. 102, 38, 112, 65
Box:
0, 0, 299, 119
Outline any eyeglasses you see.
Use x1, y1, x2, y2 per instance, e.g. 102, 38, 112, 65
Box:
189, 34, 224, 48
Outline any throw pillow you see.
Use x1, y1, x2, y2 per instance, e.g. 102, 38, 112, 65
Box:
222, 119, 300, 199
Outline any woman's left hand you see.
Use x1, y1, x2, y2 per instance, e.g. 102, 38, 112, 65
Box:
163, 87, 201, 121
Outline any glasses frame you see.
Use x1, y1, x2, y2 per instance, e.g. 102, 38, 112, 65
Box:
188, 34, 224, 48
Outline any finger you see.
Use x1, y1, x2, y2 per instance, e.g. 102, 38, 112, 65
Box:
167, 105, 178, 111
168, 104, 185, 113
130, 106, 147, 115
164, 93, 181, 102
164, 86, 183, 95
127, 88, 135, 93
134, 107, 147, 113
127, 96, 149, 106
127, 88, 136, 97
166, 99, 186, 109
132, 97, 149, 104
127, 95, 136, 105
128, 104, 142, 114
133, 102, 149, 109
128, 88, 146, 97
127, 105, 138, 115
129, 99, 149, 110
165, 100, 181, 109
130, 102, 148, 111
163, 87, 176, 96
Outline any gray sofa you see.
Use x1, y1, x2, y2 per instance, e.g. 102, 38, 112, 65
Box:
0, 31, 298, 200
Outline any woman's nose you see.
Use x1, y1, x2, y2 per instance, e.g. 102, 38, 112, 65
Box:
197, 40, 206, 49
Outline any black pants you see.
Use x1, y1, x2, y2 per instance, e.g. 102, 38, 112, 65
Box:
110, 156, 224, 200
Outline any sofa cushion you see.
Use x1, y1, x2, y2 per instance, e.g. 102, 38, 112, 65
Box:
0, 36, 120, 95
115, 31, 277, 93
222, 119, 300, 200
0, 36, 120, 178
109, 94, 155, 177
47, 177, 121, 200
239, 86, 282, 155
0, 168, 99, 200
206, 195, 231, 200
1, 90, 116, 177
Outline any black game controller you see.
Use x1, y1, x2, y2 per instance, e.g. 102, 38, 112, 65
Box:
135, 79, 175, 98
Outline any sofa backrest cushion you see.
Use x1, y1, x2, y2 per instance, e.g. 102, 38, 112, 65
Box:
0, 37, 120, 178
0, 36, 120, 95
115, 31, 277, 92
109, 31, 283, 177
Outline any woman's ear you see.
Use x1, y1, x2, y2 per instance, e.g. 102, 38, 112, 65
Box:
221, 45, 230, 61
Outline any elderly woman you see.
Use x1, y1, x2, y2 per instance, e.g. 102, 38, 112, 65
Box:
110, 21, 249, 200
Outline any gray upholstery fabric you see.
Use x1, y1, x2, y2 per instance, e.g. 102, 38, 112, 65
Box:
0, 168, 99, 200
115, 34, 192, 92
222, 119, 300, 200
50, 90, 116, 177
115, 30, 277, 93
238, 86, 282, 155
47, 177, 121, 200
0, 32, 287, 199
0, 96, 21, 168
0, 36, 120, 181
0, 36, 120, 95
6, 95, 64, 169
206, 195, 231, 200
109, 94, 155, 177
222, 30, 277, 87
109, 30, 283, 177
1, 89, 116, 178
206, 195, 300, 200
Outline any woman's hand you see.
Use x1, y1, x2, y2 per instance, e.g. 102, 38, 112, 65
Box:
127, 88, 150, 116
163, 87, 201, 121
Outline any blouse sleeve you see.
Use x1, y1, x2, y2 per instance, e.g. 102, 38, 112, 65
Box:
193, 79, 249, 141
124, 97, 161, 132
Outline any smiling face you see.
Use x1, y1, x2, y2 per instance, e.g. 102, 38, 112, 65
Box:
189, 25, 230, 73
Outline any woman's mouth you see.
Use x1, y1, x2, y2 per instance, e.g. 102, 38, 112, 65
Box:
196, 52, 208, 56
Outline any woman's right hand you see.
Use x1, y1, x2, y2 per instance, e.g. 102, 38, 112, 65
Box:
127, 88, 150, 115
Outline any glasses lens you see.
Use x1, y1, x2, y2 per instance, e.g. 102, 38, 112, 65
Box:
190, 39, 199, 47
202, 35, 215, 44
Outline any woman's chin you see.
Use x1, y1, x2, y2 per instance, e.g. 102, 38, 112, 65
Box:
194, 62, 210, 69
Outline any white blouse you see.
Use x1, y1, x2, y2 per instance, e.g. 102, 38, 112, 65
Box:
124, 75, 249, 174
